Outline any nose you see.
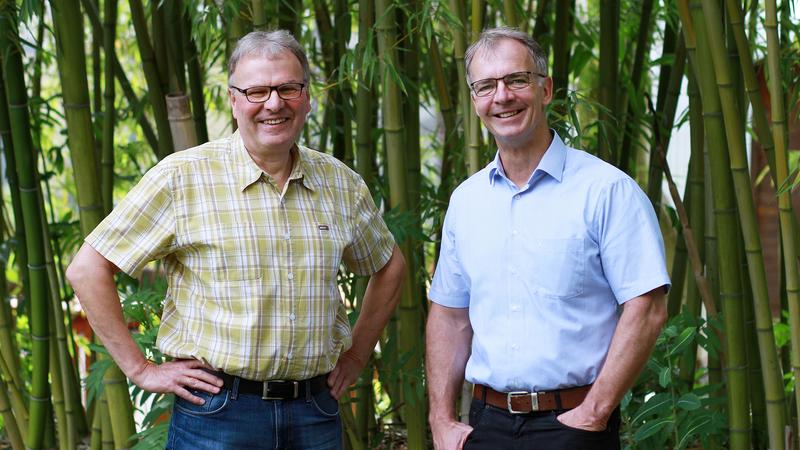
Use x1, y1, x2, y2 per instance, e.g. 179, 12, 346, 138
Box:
493, 80, 513, 102
263, 90, 285, 110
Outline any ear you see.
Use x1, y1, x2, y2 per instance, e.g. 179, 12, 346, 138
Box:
540, 76, 554, 107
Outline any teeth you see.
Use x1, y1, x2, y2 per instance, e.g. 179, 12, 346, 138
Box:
262, 118, 288, 125
497, 110, 520, 118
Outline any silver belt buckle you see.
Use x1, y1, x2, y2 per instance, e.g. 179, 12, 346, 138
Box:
507, 391, 539, 414
261, 380, 299, 400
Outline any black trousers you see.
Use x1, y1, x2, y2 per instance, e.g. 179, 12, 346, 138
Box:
464, 399, 621, 450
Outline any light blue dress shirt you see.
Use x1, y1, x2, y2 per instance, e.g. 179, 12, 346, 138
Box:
429, 132, 671, 393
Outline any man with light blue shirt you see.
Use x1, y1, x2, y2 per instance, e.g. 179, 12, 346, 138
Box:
426, 27, 670, 450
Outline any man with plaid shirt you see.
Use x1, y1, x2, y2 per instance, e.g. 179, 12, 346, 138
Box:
66, 30, 404, 449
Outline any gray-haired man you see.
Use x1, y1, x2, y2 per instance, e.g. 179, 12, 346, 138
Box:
426, 27, 670, 450
67, 30, 404, 449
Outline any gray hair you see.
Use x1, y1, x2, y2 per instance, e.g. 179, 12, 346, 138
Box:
228, 30, 310, 83
464, 27, 548, 83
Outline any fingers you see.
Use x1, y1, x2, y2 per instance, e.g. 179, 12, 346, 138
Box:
174, 386, 207, 406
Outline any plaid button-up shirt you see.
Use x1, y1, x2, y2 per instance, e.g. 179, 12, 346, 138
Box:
86, 131, 395, 380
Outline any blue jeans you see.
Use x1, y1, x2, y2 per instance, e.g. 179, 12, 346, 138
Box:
166, 382, 342, 450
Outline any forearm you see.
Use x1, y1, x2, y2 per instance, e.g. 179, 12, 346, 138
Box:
346, 247, 405, 363
426, 303, 472, 425
582, 290, 667, 420
66, 243, 148, 379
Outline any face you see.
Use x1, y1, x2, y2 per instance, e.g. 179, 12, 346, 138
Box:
229, 52, 311, 156
468, 39, 553, 150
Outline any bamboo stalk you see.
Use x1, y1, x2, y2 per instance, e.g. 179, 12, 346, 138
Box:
447, 0, 478, 174
598, 0, 619, 162
374, 1, 427, 447
355, 0, 375, 185
182, 7, 209, 144
102, 0, 117, 214
0, 3, 51, 447
683, 0, 749, 443
765, 0, 800, 436
0, 376, 23, 450
129, 0, 175, 159
502, 0, 518, 27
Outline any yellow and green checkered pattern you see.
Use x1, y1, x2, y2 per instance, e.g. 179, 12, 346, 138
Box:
86, 131, 395, 380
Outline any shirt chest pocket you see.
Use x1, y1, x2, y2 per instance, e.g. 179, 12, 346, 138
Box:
526, 237, 585, 299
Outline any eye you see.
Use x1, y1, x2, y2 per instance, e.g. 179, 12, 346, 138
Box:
473, 80, 496, 96
506, 74, 531, 88
277, 84, 302, 98
246, 87, 270, 100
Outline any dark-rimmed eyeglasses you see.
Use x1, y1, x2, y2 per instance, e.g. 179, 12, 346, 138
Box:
229, 83, 306, 103
469, 71, 546, 97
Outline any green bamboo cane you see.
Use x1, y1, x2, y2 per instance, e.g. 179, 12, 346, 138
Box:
446, 0, 477, 174
374, 1, 427, 447
677, 82, 706, 387
678, 2, 751, 448
278, 0, 302, 37
430, 32, 458, 265
48, 317, 68, 450
102, 0, 117, 214
598, 0, 619, 162
182, 7, 209, 144
646, 36, 686, 208
765, 0, 800, 435
355, 0, 375, 186
129, 0, 174, 159
617, 0, 654, 174
467, 0, 483, 170
531, 0, 549, 41
0, 376, 23, 450
0, 4, 51, 447
252, 0, 267, 30
698, 2, 790, 445
667, 229, 688, 318
740, 246, 768, 450
502, 0, 518, 27
151, 2, 170, 94
335, 0, 354, 167
99, 391, 114, 450
163, 0, 186, 95
89, 398, 102, 450
551, 0, 571, 132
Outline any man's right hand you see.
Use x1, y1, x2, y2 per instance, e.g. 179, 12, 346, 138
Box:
129, 359, 224, 405
431, 420, 473, 450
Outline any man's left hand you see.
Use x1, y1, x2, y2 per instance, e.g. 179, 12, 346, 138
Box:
556, 405, 608, 432
327, 350, 367, 400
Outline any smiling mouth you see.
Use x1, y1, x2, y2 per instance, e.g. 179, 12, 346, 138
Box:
494, 110, 522, 118
260, 118, 289, 125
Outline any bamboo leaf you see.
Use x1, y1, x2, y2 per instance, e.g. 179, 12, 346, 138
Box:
667, 326, 697, 357
632, 392, 671, 424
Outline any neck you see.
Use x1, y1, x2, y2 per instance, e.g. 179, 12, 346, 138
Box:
247, 144, 296, 189
496, 128, 553, 188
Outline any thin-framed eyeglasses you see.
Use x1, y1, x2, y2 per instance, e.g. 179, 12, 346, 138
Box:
469, 71, 547, 97
229, 83, 306, 103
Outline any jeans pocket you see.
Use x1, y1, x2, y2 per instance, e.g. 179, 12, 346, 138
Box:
311, 389, 340, 417
173, 389, 231, 416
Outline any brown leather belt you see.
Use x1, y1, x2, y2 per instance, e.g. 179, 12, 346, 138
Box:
473, 384, 591, 414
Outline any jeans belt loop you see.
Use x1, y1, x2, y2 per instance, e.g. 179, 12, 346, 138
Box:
231, 376, 240, 400
507, 391, 539, 414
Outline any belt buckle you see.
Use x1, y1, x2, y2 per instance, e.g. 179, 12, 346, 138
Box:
261, 380, 299, 400
507, 391, 538, 414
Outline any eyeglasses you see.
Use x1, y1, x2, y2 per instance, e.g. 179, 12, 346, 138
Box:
469, 71, 546, 97
229, 83, 306, 103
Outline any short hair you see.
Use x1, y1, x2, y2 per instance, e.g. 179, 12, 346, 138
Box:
228, 30, 310, 83
464, 27, 548, 83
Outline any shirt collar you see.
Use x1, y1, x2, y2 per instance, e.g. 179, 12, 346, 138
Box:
231, 130, 316, 192
487, 130, 567, 186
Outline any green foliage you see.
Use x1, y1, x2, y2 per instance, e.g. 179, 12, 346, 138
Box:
621, 312, 727, 449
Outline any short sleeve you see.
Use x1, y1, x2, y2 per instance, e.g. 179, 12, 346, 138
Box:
86, 164, 176, 278
342, 178, 395, 275
595, 178, 671, 303
428, 202, 470, 308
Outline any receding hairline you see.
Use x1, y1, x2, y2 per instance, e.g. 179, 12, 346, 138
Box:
464, 27, 548, 82
227, 30, 310, 83
228, 51, 306, 84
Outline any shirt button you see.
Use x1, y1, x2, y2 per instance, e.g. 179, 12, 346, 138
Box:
289, 313, 296, 321
510, 268, 517, 275
284, 233, 290, 240
512, 230, 518, 236
511, 305, 519, 311
287, 272, 294, 280
511, 344, 519, 350
287, 352, 293, 359
514, 194, 521, 200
